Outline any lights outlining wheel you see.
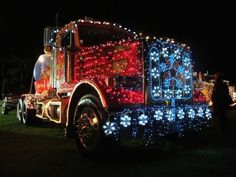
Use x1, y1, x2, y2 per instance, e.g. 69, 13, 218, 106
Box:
74, 94, 106, 154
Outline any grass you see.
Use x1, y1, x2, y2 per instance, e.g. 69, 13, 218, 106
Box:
1, 103, 236, 177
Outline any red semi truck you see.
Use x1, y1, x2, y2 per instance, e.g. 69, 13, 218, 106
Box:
17, 18, 212, 154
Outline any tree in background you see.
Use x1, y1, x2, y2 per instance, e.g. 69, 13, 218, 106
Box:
1, 55, 34, 97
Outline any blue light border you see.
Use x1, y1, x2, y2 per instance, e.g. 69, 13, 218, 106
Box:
149, 39, 193, 102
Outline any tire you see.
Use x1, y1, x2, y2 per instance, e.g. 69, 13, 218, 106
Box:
74, 94, 107, 155
17, 99, 23, 123
21, 100, 36, 125
2, 102, 8, 115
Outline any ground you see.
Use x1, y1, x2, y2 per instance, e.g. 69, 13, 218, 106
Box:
0, 106, 236, 177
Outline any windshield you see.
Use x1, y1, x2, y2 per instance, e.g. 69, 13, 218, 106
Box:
78, 23, 135, 47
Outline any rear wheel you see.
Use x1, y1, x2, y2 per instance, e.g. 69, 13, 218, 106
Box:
1, 102, 8, 115
74, 94, 106, 155
17, 99, 23, 123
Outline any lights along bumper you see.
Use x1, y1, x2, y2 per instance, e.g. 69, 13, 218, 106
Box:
103, 103, 212, 145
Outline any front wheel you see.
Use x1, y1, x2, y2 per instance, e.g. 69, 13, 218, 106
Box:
74, 95, 106, 155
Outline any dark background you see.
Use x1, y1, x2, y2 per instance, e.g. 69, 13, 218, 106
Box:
0, 1, 235, 87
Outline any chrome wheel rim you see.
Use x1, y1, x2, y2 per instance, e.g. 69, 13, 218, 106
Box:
76, 107, 100, 151
17, 103, 22, 122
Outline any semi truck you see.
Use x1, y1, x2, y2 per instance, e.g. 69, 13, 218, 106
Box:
17, 17, 212, 154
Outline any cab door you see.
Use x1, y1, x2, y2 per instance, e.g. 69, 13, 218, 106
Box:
55, 25, 79, 91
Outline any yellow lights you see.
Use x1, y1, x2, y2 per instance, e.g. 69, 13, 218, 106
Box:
76, 17, 140, 39
112, 59, 128, 74
78, 19, 84, 23
92, 117, 98, 125
23, 94, 37, 109
94, 21, 101, 24
103, 21, 110, 25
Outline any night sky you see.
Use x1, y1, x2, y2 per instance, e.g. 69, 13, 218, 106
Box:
1, 1, 235, 84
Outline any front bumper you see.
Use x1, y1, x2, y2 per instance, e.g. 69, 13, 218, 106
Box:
103, 103, 212, 145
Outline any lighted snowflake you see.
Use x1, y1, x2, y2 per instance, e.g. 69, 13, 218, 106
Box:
164, 89, 172, 99
197, 107, 204, 118
174, 49, 181, 59
163, 78, 171, 88
103, 122, 116, 135
175, 89, 182, 99
138, 114, 148, 126
166, 109, 175, 122
162, 47, 169, 57
152, 86, 162, 97
188, 108, 195, 119
154, 110, 163, 121
184, 70, 191, 79
184, 85, 191, 94
183, 54, 191, 67
120, 115, 131, 127
150, 50, 159, 62
205, 108, 212, 119
177, 108, 185, 119
151, 67, 160, 78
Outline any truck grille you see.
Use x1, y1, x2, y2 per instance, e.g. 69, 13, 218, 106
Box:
148, 40, 193, 102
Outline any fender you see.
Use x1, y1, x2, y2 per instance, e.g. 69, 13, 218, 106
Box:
66, 80, 108, 127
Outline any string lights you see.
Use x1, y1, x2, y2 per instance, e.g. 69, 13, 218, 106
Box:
149, 39, 192, 101
100, 38, 212, 145
103, 104, 211, 145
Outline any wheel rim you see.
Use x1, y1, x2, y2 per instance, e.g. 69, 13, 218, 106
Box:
22, 104, 27, 124
17, 103, 22, 122
75, 107, 100, 151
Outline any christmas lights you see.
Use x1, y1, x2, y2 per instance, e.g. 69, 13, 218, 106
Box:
103, 104, 212, 144
103, 122, 116, 135
120, 114, 131, 127
75, 40, 144, 105
149, 40, 193, 102
28, 18, 213, 149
